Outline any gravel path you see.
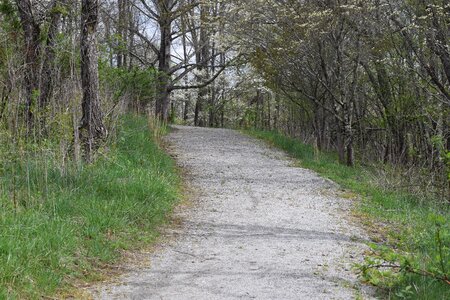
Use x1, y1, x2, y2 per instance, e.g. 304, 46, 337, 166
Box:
93, 126, 374, 299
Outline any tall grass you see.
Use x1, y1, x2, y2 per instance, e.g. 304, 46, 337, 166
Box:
0, 115, 179, 299
247, 130, 449, 299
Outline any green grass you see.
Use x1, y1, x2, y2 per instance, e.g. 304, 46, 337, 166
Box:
0, 115, 180, 299
247, 129, 449, 300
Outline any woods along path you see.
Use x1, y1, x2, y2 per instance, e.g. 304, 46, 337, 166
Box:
93, 126, 374, 299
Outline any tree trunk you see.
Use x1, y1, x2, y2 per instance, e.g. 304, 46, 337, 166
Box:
16, 0, 40, 132
208, 46, 216, 127
127, 1, 135, 70
194, 4, 209, 127
337, 133, 346, 165
344, 123, 354, 167
183, 100, 189, 122
39, 1, 66, 132
80, 0, 105, 162
117, 0, 128, 68
194, 94, 203, 126
155, 5, 172, 122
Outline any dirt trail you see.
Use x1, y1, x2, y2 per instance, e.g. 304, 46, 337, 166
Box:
93, 126, 374, 299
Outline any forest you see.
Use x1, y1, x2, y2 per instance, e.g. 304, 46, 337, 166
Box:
0, 0, 448, 298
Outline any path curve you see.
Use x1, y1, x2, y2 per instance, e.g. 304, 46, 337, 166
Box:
94, 126, 374, 299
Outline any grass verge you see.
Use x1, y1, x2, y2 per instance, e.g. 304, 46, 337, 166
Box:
246, 129, 449, 300
0, 115, 180, 299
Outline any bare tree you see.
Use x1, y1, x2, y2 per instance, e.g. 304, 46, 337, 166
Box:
130, 0, 234, 122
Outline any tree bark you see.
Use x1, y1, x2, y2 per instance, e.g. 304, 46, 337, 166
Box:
80, 0, 105, 161
117, 0, 129, 68
155, 6, 172, 122
16, 0, 40, 132
194, 4, 209, 127
39, 1, 66, 130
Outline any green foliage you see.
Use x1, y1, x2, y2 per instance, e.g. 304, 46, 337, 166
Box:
358, 216, 449, 299
0, 116, 180, 298
0, 0, 21, 31
247, 129, 450, 299
50, 4, 69, 16
446, 152, 450, 181
99, 61, 158, 106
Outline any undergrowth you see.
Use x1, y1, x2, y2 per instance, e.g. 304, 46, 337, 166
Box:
0, 115, 179, 299
247, 129, 449, 300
